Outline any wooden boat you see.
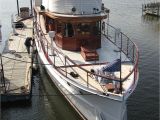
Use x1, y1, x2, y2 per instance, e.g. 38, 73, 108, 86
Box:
33, 0, 139, 120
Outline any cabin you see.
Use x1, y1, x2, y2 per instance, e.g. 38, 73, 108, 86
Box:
35, 0, 109, 61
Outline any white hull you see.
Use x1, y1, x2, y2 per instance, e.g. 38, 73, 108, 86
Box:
35, 39, 127, 120
33, 0, 139, 118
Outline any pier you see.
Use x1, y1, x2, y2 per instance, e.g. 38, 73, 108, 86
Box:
0, 18, 33, 102
142, 2, 160, 17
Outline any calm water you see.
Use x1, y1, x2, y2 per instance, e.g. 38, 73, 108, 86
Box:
1, 0, 159, 120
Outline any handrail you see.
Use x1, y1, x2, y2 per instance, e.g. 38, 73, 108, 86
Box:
34, 20, 139, 94
103, 23, 139, 83
123, 43, 139, 82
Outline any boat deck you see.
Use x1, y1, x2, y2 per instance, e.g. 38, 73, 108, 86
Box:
0, 18, 33, 101
37, 16, 135, 94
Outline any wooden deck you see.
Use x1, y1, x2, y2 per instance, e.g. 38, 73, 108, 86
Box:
0, 18, 33, 101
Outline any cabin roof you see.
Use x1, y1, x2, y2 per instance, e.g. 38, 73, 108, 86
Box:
35, 7, 108, 21
42, 0, 102, 14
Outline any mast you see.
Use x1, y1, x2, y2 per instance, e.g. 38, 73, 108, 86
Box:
30, 0, 33, 15
16, 0, 20, 16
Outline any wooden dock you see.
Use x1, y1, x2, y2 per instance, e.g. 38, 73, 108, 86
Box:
0, 18, 33, 102
142, 2, 160, 17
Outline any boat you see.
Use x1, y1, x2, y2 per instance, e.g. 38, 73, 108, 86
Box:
142, 2, 160, 17
33, 0, 139, 120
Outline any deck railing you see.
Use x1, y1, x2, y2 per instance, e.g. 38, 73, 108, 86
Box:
34, 19, 139, 95
102, 23, 139, 77
102, 22, 139, 92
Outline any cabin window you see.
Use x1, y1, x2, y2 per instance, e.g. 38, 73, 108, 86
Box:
92, 21, 101, 35
57, 22, 62, 33
77, 23, 90, 35
64, 23, 74, 37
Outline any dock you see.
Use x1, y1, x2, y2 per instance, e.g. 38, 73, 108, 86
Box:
142, 2, 160, 17
0, 18, 33, 102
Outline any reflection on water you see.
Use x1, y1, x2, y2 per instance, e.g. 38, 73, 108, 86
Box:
38, 64, 82, 120
142, 14, 159, 23
2, 66, 82, 120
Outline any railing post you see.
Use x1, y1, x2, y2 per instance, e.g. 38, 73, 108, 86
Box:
120, 52, 122, 94
134, 68, 136, 84
54, 52, 55, 66
132, 45, 135, 63
38, 35, 39, 47
106, 23, 108, 38
39, 30, 42, 51
119, 33, 123, 94
121, 33, 123, 50
47, 43, 48, 57
134, 64, 138, 84
114, 30, 116, 43
87, 72, 89, 87
127, 38, 129, 56
65, 56, 67, 77
104, 22, 106, 35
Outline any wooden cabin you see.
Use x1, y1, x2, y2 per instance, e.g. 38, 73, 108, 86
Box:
35, 0, 108, 60
42, 14, 106, 51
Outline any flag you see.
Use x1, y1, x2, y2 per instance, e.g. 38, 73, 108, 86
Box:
102, 59, 121, 72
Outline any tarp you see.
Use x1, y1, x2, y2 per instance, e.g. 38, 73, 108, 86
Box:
102, 59, 121, 72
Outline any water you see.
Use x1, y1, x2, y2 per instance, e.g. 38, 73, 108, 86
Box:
2, 69, 82, 120
102, 0, 159, 120
1, 0, 159, 120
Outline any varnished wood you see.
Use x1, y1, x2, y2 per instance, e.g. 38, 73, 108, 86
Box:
57, 62, 108, 68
